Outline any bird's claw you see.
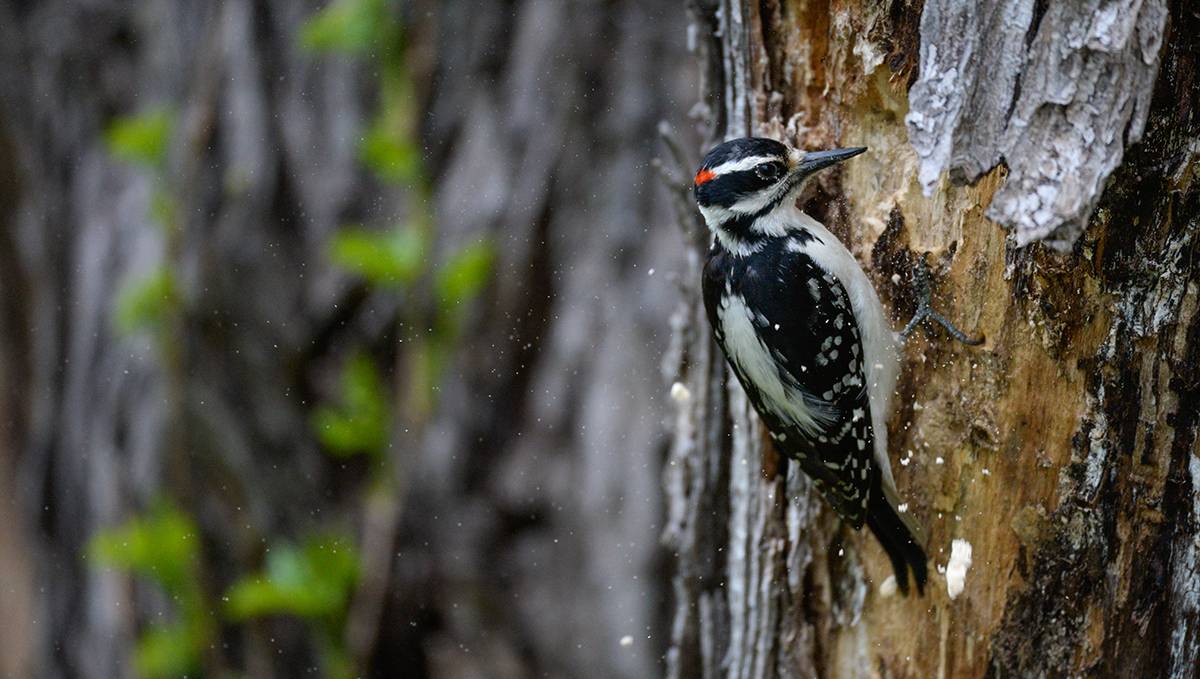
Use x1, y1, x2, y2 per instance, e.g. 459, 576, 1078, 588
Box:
899, 254, 983, 346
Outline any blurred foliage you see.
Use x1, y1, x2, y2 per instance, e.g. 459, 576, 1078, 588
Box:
316, 0, 495, 422
227, 536, 360, 679
88, 503, 212, 678
114, 267, 180, 336
101, 107, 201, 679
88, 501, 199, 593
87, 5, 500, 678
301, 0, 419, 186
134, 622, 206, 679
329, 225, 426, 288
360, 117, 421, 184
436, 241, 495, 313
365, 35, 421, 187
324, 231, 494, 421
149, 189, 180, 233
300, 0, 390, 55
419, 240, 495, 411
105, 109, 173, 168
106, 106, 182, 338
225, 537, 359, 622
312, 353, 391, 459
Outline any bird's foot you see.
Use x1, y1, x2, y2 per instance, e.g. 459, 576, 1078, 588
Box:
899, 254, 983, 346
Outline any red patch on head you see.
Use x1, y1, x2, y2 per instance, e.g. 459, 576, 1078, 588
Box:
694, 168, 716, 186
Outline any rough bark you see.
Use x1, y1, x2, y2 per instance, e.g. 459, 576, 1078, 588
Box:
666, 0, 1200, 677
0, 1, 688, 677
908, 0, 1168, 249
409, 2, 689, 677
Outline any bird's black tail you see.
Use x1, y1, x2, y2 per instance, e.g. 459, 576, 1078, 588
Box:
866, 480, 927, 596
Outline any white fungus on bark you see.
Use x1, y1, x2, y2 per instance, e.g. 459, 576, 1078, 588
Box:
879, 575, 898, 598
946, 539, 973, 600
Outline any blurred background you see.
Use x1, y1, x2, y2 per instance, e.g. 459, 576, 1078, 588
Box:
0, 1, 698, 677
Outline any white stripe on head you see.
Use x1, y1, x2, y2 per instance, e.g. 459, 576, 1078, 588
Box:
721, 147, 804, 216
728, 168, 807, 220
728, 180, 791, 215
707, 155, 780, 177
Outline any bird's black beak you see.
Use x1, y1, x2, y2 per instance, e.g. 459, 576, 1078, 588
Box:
795, 147, 867, 175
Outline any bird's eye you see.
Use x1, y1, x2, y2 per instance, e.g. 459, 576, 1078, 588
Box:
755, 162, 783, 181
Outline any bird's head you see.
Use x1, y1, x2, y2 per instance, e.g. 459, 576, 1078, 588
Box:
692, 137, 865, 241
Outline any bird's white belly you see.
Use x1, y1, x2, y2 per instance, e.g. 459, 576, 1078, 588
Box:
718, 293, 834, 436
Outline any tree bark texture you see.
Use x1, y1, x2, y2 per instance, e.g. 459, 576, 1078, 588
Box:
665, 1, 1199, 677
0, 1, 689, 677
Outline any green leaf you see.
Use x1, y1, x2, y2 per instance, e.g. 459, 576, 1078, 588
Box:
149, 188, 179, 231
329, 225, 426, 288
311, 353, 390, 458
300, 0, 387, 54
435, 241, 494, 311
359, 117, 421, 184
87, 505, 213, 679
114, 267, 179, 336
225, 537, 359, 622
406, 338, 440, 418
105, 109, 173, 168
134, 622, 202, 679
87, 502, 199, 595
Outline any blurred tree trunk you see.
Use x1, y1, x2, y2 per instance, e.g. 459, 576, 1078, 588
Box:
400, 1, 690, 677
0, 1, 689, 677
665, 1, 1200, 677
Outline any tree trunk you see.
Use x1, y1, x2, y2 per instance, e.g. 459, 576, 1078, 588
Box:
665, 0, 1200, 677
0, 1, 688, 677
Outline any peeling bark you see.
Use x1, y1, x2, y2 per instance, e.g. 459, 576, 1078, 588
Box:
907, 0, 1168, 250
667, 0, 1199, 676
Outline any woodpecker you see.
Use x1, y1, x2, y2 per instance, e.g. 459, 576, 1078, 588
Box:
694, 137, 977, 594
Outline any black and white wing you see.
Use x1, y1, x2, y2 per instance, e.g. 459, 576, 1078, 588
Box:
704, 246, 876, 527
771, 256, 876, 526
703, 240, 927, 593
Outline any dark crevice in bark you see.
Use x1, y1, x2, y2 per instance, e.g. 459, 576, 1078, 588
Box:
757, 0, 787, 110
885, 0, 925, 84
687, 0, 727, 141
1024, 0, 1049, 47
